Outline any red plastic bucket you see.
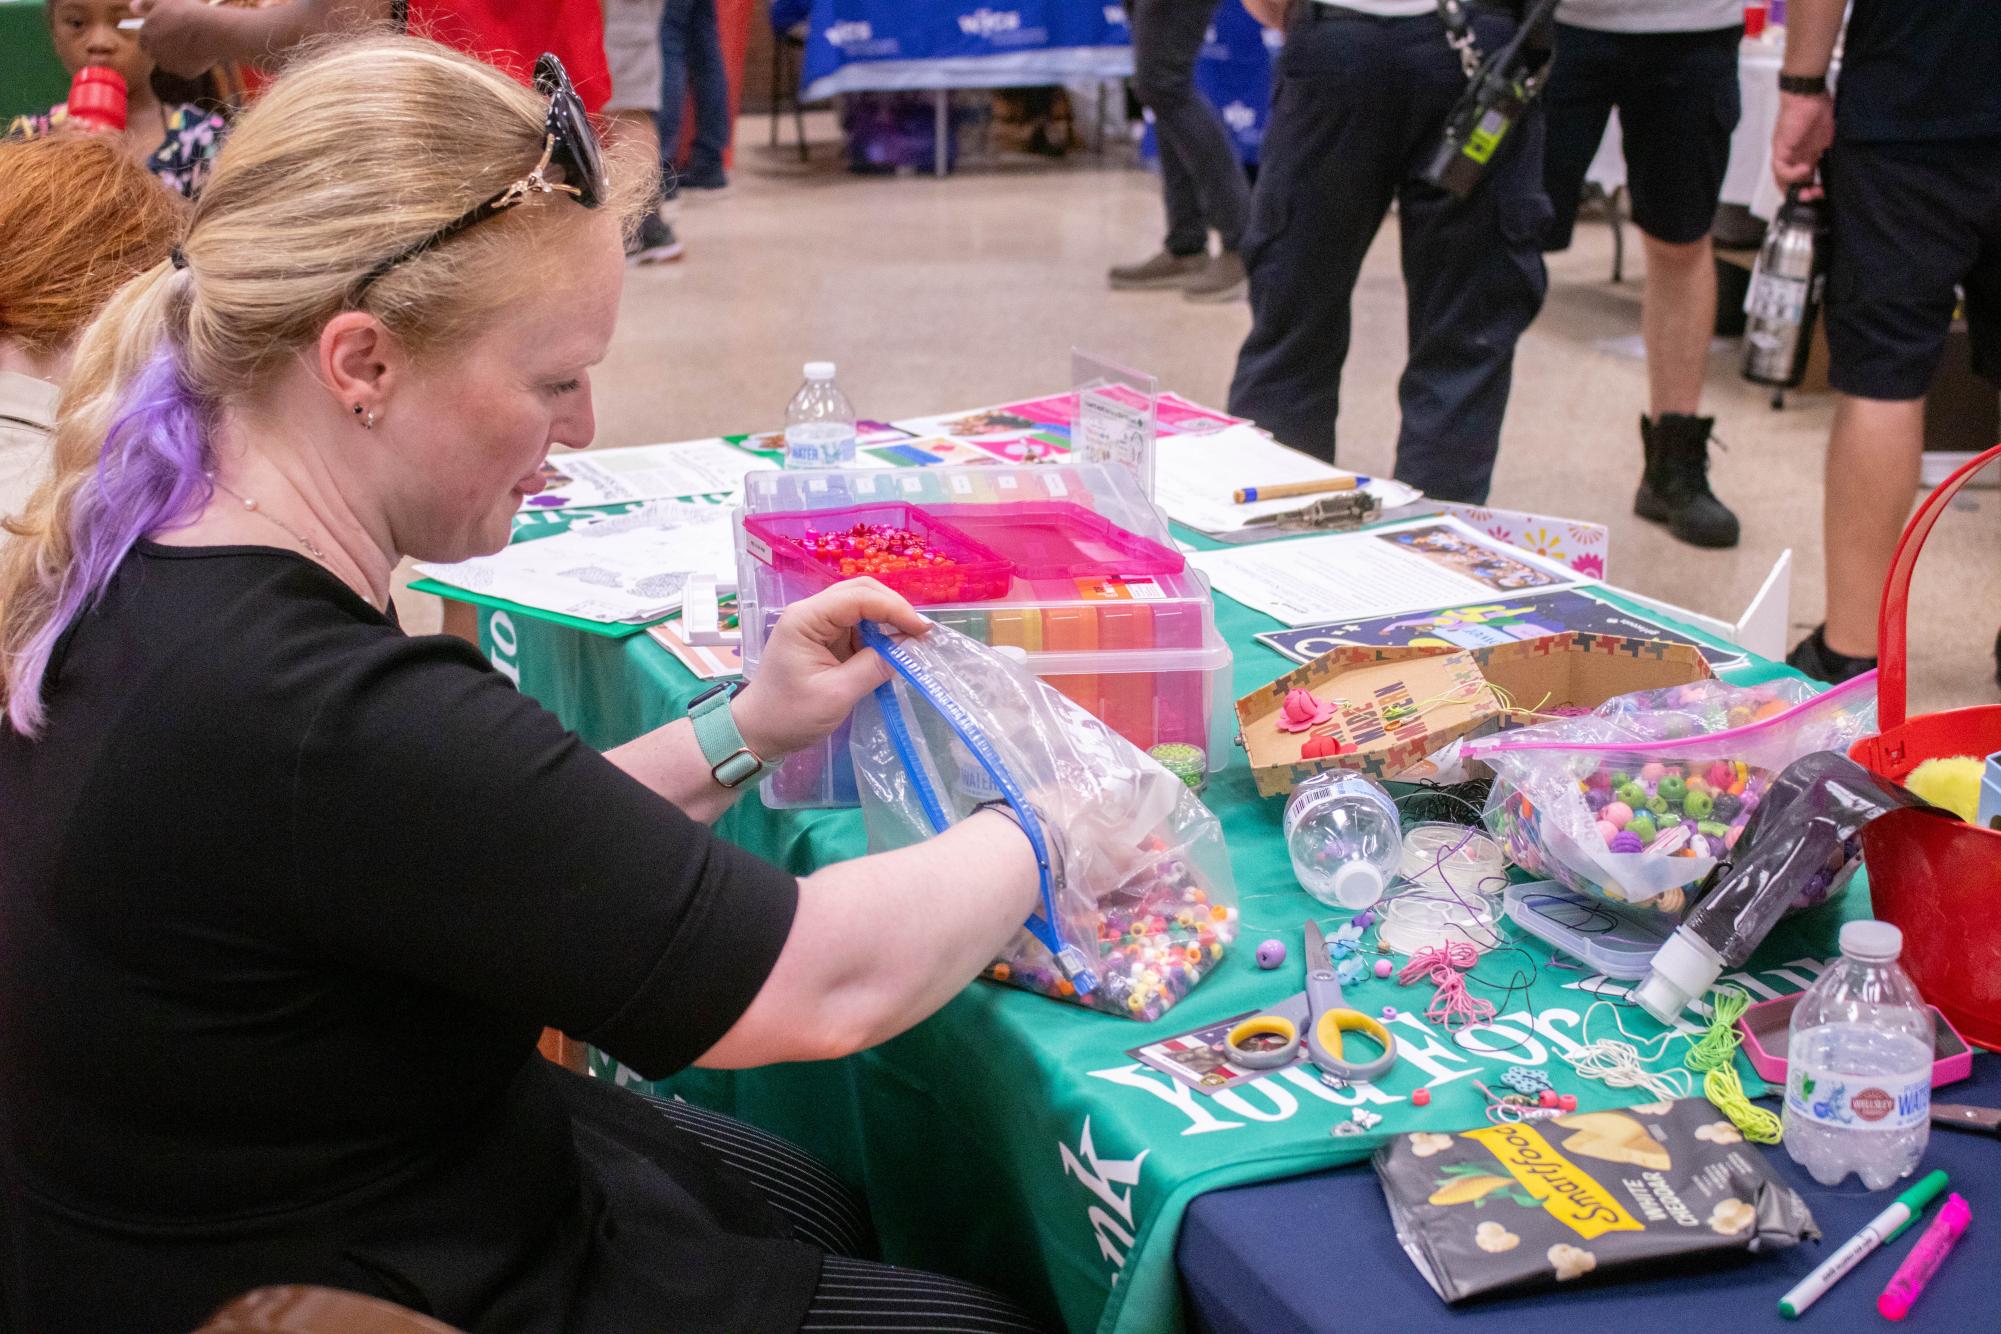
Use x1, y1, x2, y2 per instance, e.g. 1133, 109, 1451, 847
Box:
1848, 443, 2001, 1051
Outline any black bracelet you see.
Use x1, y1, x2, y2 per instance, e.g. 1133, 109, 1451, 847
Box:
972, 798, 1026, 834
1779, 73, 1829, 96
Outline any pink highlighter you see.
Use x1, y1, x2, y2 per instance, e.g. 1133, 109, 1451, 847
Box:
1877, 1192, 1971, 1321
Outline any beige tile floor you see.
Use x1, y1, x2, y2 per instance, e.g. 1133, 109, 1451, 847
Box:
399, 116, 1999, 717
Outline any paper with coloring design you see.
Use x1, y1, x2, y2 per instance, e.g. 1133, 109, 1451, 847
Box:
418, 501, 738, 625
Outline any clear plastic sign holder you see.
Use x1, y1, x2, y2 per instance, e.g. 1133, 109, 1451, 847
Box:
1070, 349, 1158, 498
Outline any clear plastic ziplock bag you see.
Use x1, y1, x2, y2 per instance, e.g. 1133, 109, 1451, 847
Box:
849, 622, 1238, 1019
1463, 674, 1878, 919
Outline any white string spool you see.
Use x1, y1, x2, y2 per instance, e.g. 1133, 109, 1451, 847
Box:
1398, 822, 1507, 896
1378, 889, 1499, 956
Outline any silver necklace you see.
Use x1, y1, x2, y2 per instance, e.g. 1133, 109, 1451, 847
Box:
207, 475, 328, 560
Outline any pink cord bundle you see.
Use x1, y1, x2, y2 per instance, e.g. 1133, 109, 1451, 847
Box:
1396, 942, 1495, 1031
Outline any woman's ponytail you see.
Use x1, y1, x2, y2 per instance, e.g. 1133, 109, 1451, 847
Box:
0, 261, 205, 736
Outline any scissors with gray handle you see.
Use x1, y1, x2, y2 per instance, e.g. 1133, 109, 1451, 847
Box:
1223, 923, 1399, 1083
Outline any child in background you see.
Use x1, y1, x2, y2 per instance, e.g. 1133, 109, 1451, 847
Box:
7, 0, 226, 198
0, 134, 187, 523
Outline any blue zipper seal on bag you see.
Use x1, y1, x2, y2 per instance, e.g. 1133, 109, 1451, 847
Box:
875, 678, 952, 836
860, 622, 1096, 994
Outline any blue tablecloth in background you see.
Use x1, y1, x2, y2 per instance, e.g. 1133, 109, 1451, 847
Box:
802, 0, 1133, 99
801, 0, 1273, 162
1181, 1055, 2001, 1333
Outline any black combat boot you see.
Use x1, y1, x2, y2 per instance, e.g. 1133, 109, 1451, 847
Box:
1635, 413, 1740, 549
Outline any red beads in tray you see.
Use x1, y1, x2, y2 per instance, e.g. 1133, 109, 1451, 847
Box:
742, 503, 1014, 604
803, 522, 961, 578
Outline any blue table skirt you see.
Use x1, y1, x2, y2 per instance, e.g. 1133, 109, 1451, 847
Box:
1180, 1056, 2001, 1332
801, 0, 1274, 162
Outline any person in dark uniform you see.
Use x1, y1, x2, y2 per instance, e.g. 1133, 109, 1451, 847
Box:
1227, 0, 1552, 505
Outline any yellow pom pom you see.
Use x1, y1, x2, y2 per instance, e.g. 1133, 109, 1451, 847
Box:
1906, 756, 1986, 823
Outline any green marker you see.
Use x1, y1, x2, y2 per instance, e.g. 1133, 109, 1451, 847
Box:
1779, 1169, 1950, 1318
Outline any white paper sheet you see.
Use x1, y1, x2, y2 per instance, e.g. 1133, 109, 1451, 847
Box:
1153, 426, 1423, 533
520, 439, 776, 511
1187, 515, 1591, 627
418, 502, 739, 624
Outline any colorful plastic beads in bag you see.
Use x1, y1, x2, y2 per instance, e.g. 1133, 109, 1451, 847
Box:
1469, 675, 1877, 919
849, 620, 1239, 1019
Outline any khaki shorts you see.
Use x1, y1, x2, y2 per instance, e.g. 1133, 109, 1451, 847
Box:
602, 0, 665, 113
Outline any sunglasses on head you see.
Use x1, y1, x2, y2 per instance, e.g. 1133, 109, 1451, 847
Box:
353, 53, 606, 296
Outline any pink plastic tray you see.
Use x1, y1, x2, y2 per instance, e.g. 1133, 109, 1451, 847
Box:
1738, 992, 1972, 1088
742, 503, 1013, 605
931, 502, 1184, 581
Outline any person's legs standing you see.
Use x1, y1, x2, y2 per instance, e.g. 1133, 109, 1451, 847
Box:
1817, 393, 1924, 658
1227, 10, 1404, 461
681, 0, 732, 188
1638, 234, 1715, 417
1615, 26, 1741, 545
1137, 0, 1252, 299
1110, 0, 1223, 289
656, 0, 693, 188
1791, 136, 2000, 677
604, 0, 681, 261
1393, 10, 1549, 504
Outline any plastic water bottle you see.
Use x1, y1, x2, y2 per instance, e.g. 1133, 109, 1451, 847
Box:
1283, 771, 1400, 910
784, 362, 857, 467
1781, 920, 1934, 1189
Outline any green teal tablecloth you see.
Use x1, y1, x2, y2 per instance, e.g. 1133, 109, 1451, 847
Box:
473, 506, 1862, 1333
0, 3, 66, 123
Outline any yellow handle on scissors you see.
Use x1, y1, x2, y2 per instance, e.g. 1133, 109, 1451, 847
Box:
1309, 1008, 1398, 1082
1223, 1014, 1301, 1069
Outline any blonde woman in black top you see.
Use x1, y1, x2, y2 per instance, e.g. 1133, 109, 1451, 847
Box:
0, 35, 1113, 1333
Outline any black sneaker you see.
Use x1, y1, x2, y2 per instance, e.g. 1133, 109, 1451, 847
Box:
1635, 414, 1740, 549
1786, 624, 1878, 685
626, 213, 683, 264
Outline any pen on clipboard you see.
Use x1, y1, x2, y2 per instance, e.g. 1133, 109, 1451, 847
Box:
1233, 476, 1370, 504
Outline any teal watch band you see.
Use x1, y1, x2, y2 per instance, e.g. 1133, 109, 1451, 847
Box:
689, 682, 766, 788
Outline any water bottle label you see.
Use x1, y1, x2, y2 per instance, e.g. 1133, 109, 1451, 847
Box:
784, 423, 857, 467
1746, 271, 1808, 325
1785, 1063, 1931, 1132
1283, 773, 1394, 837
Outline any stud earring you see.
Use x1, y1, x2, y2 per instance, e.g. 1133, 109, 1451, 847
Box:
353, 404, 376, 431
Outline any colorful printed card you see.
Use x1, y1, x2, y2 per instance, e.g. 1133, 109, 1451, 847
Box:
1432, 501, 1610, 582
1254, 588, 1749, 672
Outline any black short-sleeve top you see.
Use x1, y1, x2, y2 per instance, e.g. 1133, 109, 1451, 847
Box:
0, 544, 814, 1332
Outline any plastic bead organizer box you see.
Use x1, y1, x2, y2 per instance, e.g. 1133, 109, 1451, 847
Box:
736, 464, 1233, 809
